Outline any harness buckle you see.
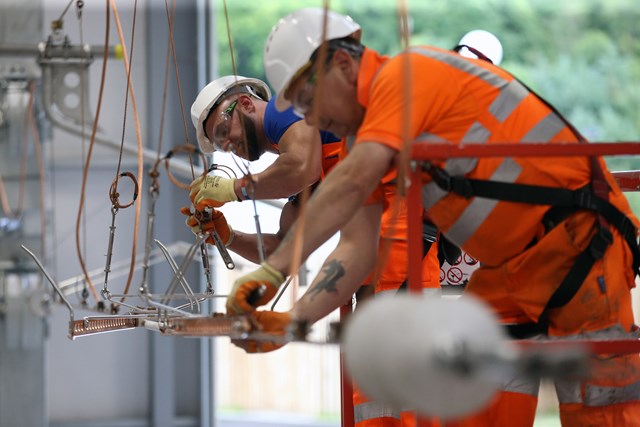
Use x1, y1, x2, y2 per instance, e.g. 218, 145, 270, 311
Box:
574, 188, 594, 209
450, 176, 474, 199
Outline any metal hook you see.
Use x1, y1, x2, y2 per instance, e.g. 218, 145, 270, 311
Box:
21, 245, 76, 338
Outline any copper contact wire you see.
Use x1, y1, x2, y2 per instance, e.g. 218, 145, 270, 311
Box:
72, 317, 140, 337
164, 315, 252, 337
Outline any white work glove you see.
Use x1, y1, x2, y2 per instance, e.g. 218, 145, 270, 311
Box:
189, 175, 238, 207
225, 262, 285, 315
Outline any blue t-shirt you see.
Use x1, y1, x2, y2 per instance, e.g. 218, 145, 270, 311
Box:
263, 98, 341, 147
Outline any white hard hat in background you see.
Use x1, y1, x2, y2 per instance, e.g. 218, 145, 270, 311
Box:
263, 7, 361, 111
458, 29, 504, 65
190, 75, 271, 154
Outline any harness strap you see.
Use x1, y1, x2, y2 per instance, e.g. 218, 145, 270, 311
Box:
425, 164, 640, 274
545, 225, 613, 310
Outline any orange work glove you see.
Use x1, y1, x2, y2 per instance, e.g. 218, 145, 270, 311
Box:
189, 175, 238, 207
232, 311, 292, 353
180, 206, 234, 246
226, 262, 285, 314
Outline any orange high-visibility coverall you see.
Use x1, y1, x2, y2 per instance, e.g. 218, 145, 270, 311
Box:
353, 184, 441, 427
352, 45, 640, 427
340, 139, 442, 427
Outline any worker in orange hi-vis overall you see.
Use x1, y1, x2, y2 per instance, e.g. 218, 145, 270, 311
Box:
227, 7, 640, 427
352, 185, 441, 427
342, 119, 443, 427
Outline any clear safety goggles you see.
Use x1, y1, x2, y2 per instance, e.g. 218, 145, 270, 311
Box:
204, 99, 238, 151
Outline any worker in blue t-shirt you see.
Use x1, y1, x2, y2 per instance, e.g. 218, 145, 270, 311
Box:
185, 75, 342, 263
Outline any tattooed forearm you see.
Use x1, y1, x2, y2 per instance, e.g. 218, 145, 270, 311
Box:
308, 260, 346, 301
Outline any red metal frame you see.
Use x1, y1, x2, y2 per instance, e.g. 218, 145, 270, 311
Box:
611, 170, 640, 191
517, 339, 640, 355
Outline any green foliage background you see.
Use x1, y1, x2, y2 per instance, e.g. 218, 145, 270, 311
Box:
215, 0, 640, 205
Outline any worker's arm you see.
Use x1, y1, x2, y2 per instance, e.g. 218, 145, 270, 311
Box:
234, 121, 322, 200
290, 201, 382, 324
268, 141, 397, 275
223, 141, 396, 314
231, 202, 380, 353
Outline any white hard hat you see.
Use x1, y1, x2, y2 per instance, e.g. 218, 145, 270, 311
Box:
263, 7, 361, 111
190, 75, 271, 154
458, 30, 503, 66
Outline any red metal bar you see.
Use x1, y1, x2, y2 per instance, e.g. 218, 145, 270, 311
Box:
340, 304, 355, 427
612, 170, 640, 192
517, 338, 640, 355
411, 142, 640, 161
408, 164, 424, 294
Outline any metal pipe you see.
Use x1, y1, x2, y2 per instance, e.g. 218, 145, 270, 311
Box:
40, 76, 203, 181
0, 44, 119, 58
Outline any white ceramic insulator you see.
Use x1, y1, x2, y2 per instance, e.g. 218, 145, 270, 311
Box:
343, 294, 513, 420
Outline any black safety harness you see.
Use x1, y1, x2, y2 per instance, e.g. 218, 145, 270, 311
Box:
419, 45, 640, 337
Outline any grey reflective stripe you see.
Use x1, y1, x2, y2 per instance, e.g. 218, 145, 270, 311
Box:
417, 128, 479, 212
489, 80, 530, 123
446, 157, 478, 177
354, 401, 401, 423
585, 381, 640, 406
446, 158, 522, 246
500, 375, 540, 397
462, 122, 491, 144
555, 379, 582, 404
375, 288, 441, 299
555, 326, 640, 405
521, 112, 566, 142
422, 181, 448, 211
410, 47, 508, 89
556, 380, 640, 406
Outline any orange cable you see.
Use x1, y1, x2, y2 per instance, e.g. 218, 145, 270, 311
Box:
111, 0, 144, 298
74, 0, 111, 304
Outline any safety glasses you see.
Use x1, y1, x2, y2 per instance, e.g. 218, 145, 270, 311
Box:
205, 99, 238, 151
